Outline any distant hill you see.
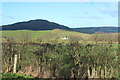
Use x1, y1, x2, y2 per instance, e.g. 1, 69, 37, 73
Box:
1, 19, 118, 34
2, 19, 71, 31
72, 27, 118, 34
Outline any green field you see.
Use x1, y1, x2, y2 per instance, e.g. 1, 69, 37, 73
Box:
1, 30, 91, 43
2, 73, 33, 78
1, 30, 118, 44
2, 73, 50, 80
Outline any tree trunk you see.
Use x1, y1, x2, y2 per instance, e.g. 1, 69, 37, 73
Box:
101, 69, 104, 78
13, 55, 17, 73
110, 68, 113, 78
91, 67, 95, 78
71, 68, 74, 78
104, 66, 107, 78
87, 67, 91, 78
95, 68, 98, 78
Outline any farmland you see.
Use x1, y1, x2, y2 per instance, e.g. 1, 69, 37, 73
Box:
1, 30, 118, 43
1, 29, 120, 79
1, 1, 119, 79
1, 30, 91, 43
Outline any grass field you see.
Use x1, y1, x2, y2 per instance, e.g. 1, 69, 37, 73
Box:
2, 73, 33, 78
1, 30, 91, 43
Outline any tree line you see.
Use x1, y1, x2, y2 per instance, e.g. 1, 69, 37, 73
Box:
2, 37, 120, 79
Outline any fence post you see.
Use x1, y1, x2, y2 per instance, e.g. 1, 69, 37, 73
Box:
13, 55, 17, 73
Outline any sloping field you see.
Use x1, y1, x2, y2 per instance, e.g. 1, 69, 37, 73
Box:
1, 30, 90, 42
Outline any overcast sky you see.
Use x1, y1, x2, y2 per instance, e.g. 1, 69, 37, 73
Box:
1, 2, 118, 28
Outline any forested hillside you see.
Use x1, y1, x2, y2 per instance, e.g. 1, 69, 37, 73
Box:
72, 27, 118, 34
1, 19, 118, 34
2, 19, 71, 31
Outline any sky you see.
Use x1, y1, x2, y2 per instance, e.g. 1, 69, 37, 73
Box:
1, 0, 120, 2
1, 2, 118, 28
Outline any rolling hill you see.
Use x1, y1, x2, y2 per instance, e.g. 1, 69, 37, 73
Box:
1, 19, 118, 34
72, 27, 118, 34
2, 29, 91, 43
2, 19, 71, 31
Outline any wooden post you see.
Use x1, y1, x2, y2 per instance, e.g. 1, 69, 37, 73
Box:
88, 67, 91, 78
13, 55, 17, 73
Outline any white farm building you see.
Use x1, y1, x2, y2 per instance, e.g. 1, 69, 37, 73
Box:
61, 36, 68, 40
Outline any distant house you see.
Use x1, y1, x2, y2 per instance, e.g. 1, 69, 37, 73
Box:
61, 36, 68, 40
